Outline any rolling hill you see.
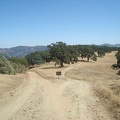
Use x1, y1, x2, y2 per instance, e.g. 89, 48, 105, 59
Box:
0, 46, 47, 58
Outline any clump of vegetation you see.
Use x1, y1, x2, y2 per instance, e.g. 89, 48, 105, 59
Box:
48, 42, 72, 67
118, 70, 120, 75
115, 49, 120, 68
111, 64, 119, 69
0, 54, 16, 74
0, 54, 28, 74
9, 57, 28, 73
97, 50, 106, 57
79, 47, 97, 61
26, 52, 45, 67
112, 49, 120, 73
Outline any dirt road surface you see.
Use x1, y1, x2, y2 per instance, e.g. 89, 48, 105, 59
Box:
0, 66, 114, 120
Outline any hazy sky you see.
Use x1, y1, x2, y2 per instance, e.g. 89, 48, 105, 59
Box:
0, 0, 120, 48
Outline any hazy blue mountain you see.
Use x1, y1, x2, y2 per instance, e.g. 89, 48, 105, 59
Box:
0, 46, 47, 58
114, 44, 120, 47
101, 43, 120, 47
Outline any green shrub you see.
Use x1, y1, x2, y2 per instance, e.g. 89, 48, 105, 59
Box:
9, 57, 27, 73
0, 54, 16, 74
10, 62, 26, 73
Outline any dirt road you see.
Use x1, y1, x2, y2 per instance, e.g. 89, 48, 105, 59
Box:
0, 67, 114, 120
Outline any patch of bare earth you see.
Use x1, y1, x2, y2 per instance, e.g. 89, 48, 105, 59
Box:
66, 52, 120, 119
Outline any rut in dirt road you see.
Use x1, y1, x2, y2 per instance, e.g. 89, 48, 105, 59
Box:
0, 71, 112, 120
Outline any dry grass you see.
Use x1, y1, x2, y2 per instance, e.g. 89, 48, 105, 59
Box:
0, 74, 26, 98
65, 52, 120, 119
0, 52, 119, 119
30, 52, 120, 119
29, 62, 75, 80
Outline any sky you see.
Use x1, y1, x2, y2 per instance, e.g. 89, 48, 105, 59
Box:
0, 0, 120, 48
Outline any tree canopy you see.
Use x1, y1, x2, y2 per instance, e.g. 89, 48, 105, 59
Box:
48, 42, 71, 67
115, 49, 120, 68
97, 50, 106, 57
26, 52, 44, 66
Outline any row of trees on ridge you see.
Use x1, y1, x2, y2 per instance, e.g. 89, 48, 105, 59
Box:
0, 42, 119, 74
26, 42, 118, 67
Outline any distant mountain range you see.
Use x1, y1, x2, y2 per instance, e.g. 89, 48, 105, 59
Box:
0, 46, 48, 58
100, 44, 120, 47
0, 44, 119, 58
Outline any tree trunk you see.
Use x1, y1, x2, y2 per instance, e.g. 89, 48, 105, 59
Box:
60, 61, 64, 67
87, 57, 89, 62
